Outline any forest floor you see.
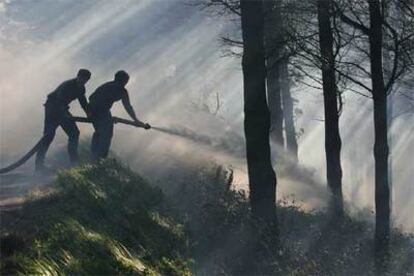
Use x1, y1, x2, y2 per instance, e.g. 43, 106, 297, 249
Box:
0, 159, 413, 275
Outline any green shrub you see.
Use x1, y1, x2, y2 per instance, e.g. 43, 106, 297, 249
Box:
1, 159, 191, 275
1, 159, 413, 276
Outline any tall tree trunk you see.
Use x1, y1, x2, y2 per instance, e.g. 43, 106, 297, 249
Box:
368, 0, 390, 265
264, 0, 284, 154
241, 0, 277, 221
280, 57, 298, 162
317, 0, 344, 215
383, 0, 395, 227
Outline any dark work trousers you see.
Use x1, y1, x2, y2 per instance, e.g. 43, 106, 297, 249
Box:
90, 111, 114, 160
35, 101, 80, 167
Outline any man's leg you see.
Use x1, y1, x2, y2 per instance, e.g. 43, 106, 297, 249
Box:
97, 114, 114, 159
35, 106, 59, 170
100, 117, 114, 158
91, 129, 99, 160
91, 117, 101, 161
60, 116, 80, 165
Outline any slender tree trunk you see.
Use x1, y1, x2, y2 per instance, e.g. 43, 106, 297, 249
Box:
280, 57, 298, 162
241, 0, 277, 221
317, 0, 344, 215
383, 0, 395, 227
264, 0, 284, 153
368, 0, 390, 265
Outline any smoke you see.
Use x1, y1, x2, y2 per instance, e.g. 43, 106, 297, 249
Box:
152, 125, 245, 158
0, 0, 412, 233
295, 81, 414, 232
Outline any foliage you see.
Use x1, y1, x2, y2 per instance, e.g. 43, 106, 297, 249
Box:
0, 159, 191, 275
1, 160, 413, 275
159, 163, 414, 275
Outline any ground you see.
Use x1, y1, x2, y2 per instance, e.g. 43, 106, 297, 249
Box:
0, 159, 413, 275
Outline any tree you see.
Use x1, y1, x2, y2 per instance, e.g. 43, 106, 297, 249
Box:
336, 0, 414, 267
264, 0, 285, 154
240, 0, 277, 220
368, 0, 390, 264
317, 0, 344, 215
287, 0, 413, 243
199, 0, 300, 164
280, 57, 299, 162
277, 0, 347, 213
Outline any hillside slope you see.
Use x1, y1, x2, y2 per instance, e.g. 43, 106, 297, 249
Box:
1, 159, 413, 275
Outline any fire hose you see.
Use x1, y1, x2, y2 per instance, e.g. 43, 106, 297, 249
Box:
0, 116, 145, 174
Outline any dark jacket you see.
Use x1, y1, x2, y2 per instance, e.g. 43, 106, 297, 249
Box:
88, 81, 129, 114
47, 78, 88, 113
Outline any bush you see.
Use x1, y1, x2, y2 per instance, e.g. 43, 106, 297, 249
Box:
157, 163, 414, 276
1, 159, 413, 275
0, 159, 191, 275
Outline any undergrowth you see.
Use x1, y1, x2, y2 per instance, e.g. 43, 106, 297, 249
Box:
158, 163, 414, 275
0, 159, 191, 275
1, 159, 413, 275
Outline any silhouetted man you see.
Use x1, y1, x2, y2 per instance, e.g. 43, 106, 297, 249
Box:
89, 70, 150, 160
35, 69, 92, 171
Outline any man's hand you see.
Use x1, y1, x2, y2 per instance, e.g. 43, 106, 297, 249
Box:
132, 119, 150, 129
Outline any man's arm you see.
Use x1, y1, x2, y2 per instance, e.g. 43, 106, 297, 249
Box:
121, 92, 150, 129
78, 94, 91, 116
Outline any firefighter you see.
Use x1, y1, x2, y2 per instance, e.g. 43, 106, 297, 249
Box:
35, 69, 91, 171
89, 70, 150, 160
